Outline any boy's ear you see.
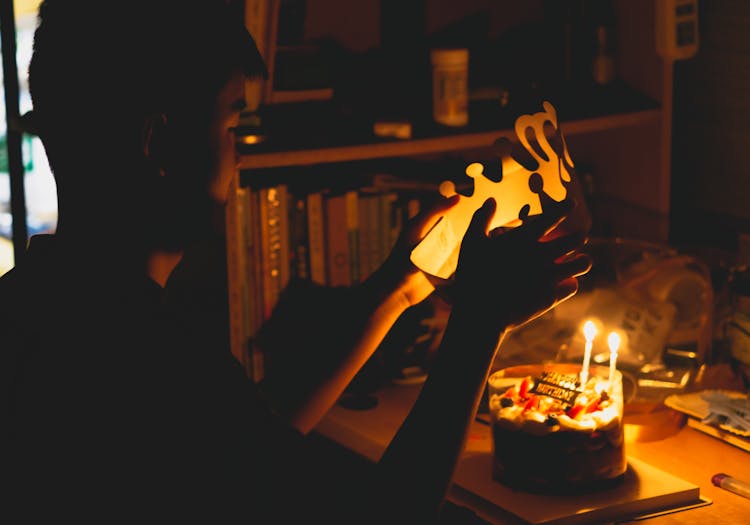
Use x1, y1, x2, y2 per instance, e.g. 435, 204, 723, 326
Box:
142, 113, 169, 174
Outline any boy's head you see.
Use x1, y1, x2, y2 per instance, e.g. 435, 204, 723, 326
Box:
29, 0, 265, 142
28, 0, 266, 248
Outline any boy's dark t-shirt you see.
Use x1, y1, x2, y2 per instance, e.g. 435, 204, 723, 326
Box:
0, 234, 368, 522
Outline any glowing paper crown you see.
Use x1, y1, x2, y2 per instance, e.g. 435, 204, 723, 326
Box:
410, 100, 587, 280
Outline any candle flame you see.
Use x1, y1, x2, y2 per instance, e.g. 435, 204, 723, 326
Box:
583, 320, 597, 341
608, 332, 621, 353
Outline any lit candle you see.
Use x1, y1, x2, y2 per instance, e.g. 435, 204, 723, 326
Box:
608, 331, 621, 391
580, 320, 597, 386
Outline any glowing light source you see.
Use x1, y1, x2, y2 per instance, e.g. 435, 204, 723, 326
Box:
239, 134, 265, 145
580, 320, 597, 386
409, 101, 578, 280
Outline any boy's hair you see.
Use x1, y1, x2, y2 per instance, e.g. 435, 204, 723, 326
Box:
28, 0, 266, 153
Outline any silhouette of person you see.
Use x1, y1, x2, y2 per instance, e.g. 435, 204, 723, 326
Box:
1, 1, 591, 522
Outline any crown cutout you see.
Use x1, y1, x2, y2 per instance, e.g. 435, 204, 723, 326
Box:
410, 100, 583, 280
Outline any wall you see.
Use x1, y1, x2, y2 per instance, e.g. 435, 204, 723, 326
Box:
670, 0, 750, 250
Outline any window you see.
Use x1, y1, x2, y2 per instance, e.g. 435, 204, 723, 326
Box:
1, 0, 57, 276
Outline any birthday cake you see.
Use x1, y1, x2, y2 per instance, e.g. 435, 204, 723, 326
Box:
487, 364, 626, 493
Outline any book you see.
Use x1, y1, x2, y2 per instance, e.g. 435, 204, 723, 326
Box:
452, 452, 705, 525
324, 191, 351, 287
225, 179, 249, 370
357, 191, 372, 282
379, 191, 400, 265
276, 184, 291, 295
345, 190, 360, 285
357, 189, 382, 281
664, 390, 750, 453
288, 190, 309, 281
235, 185, 265, 383
248, 187, 264, 341
306, 190, 326, 285
237, 185, 254, 374
258, 183, 290, 320
686, 417, 750, 453
241, 186, 264, 382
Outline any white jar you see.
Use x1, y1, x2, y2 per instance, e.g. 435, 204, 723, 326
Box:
430, 48, 469, 127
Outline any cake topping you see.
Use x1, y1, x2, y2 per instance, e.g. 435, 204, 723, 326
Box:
489, 370, 620, 434
529, 370, 581, 407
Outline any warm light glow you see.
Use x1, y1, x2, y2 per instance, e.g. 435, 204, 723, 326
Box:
410, 101, 573, 279
608, 332, 621, 353
584, 320, 597, 341
239, 134, 265, 145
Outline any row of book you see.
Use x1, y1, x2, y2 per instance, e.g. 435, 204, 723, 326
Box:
227, 175, 436, 382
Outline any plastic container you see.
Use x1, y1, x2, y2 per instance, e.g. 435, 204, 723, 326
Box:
430, 48, 468, 127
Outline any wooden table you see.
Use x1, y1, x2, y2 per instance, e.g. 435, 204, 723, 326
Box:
315, 382, 750, 525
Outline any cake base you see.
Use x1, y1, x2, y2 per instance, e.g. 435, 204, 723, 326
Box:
491, 421, 627, 495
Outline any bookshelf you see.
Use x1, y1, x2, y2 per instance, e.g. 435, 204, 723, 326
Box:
228, 0, 676, 373
238, 0, 673, 230
237, 107, 660, 170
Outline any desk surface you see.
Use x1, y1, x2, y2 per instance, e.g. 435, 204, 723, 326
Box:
315, 383, 750, 525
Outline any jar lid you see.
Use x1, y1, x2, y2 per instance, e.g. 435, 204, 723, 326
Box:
430, 48, 469, 65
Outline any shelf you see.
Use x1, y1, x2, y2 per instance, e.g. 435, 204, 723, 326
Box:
238, 108, 659, 170
236, 80, 661, 171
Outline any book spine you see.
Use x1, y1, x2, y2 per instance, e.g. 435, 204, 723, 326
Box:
345, 190, 360, 285
259, 185, 285, 320
238, 185, 256, 377
276, 183, 291, 294
358, 190, 383, 281
379, 191, 400, 266
248, 187, 265, 383
357, 191, 372, 282
225, 178, 250, 371
325, 192, 351, 287
306, 190, 326, 285
367, 192, 384, 276
258, 186, 271, 320
289, 190, 309, 282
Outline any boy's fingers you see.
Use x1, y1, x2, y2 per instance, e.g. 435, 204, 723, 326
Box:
467, 198, 497, 236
